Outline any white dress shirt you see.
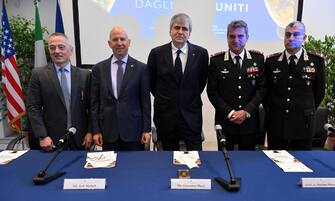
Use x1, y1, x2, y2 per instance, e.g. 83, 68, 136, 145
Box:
110, 55, 128, 98
171, 43, 188, 73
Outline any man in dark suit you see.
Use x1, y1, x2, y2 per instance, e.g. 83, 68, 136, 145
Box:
207, 20, 266, 150
264, 21, 325, 150
147, 13, 209, 151
27, 33, 93, 151
90, 26, 151, 151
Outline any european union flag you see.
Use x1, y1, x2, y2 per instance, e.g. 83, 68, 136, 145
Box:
55, 0, 64, 33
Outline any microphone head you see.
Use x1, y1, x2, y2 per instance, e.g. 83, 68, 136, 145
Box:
324, 123, 332, 131
215, 124, 222, 130
68, 127, 77, 135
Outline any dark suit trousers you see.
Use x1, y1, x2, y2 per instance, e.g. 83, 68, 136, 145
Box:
102, 138, 144, 151
29, 134, 82, 150
218, 130, 256, 151
267, 135, 312, 150
158, 112, 202, 151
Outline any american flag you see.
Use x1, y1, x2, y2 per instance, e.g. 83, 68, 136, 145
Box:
1, 0, 25, 132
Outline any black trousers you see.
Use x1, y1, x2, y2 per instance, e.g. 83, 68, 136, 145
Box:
218, 132, 256, 151
267, 135, 312, 150
102, 138, 144, 151
158, 113, 202, 151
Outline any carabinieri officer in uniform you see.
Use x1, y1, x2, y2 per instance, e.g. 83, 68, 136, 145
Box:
264, 21, 325, 150
207, 20, 266, 150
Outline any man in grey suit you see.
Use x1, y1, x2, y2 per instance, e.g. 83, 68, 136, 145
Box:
27, 33, 93, 151
147, 13, 209, 151
90, 26, 151, 151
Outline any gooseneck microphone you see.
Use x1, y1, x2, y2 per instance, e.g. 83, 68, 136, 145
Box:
33, 127, 77, 185
214, 125, 241, 192
57, 127, 77, 146
324, 123, 335, 134
215, 125, 226, 145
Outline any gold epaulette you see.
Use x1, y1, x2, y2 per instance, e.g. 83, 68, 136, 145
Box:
211, 51, 225, 57
249, 49, 263, 55
266, 52, 281, 59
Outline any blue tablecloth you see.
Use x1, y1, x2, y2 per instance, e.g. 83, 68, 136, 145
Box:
0, 150, 334, 201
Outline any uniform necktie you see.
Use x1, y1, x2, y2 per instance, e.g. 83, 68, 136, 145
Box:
116, 60, 124, 97
289, 55, 297, 67
60, 68, 71, 128
235, 55, 241, 69
175, 49, 183, 81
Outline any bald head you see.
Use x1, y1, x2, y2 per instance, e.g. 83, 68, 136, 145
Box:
108, 26, 131, 59
109, 26, 128, 39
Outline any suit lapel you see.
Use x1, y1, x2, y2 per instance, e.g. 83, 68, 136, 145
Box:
242, 55, 252, 73
282, 53, 290, 75
226, 51, 239, 75
118, 56, 136, 97
104, 57, 115, 99
295, 51, 305, 73
183, 42, 195, 79
238, 49, 250, 72
70, 66, 79, 114
47, 64, 66, 107
164, 44, 179, 83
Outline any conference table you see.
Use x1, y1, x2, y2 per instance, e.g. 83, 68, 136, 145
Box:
0, 150, 334, 201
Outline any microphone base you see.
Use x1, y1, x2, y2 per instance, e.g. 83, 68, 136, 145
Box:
215, 177, 241, 192
33, 171, 66, 185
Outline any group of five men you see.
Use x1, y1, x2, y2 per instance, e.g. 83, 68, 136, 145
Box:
27, 13, 325, 152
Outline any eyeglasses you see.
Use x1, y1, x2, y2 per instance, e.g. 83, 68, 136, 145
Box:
285, 32, 304, 38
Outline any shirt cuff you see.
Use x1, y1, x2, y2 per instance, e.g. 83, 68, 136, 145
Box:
228, 110, 235, 119
246, 111, 251, 118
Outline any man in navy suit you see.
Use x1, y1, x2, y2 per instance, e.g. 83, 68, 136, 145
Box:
27, 33, 93, 151
91, 26, 151, 151
147, 13, 209, 150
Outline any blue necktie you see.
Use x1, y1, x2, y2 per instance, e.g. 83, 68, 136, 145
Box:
60, 68, 71, 128
116, 60, 124, 97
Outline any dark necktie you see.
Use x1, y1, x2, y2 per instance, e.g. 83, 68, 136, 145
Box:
235, 55, 241, 69
289, 55, 297, 67
116, 60, 124, 98
175, 49, 183, 81
60, 68, 71, 128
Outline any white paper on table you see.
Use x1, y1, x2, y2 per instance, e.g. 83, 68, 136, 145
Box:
263, 150, 313, 172
84, 151, 117, 168
0, 150, 28, 165
173, 151, 200, 169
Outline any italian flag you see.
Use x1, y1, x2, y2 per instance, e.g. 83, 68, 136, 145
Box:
34, 0, 47, 68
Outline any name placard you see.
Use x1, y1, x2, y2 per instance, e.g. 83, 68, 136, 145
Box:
171, 179, 211, 190
301, 178, 335, 188
63, 178, 106, 190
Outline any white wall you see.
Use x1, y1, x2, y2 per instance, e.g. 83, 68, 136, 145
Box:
5, 0, 56, 33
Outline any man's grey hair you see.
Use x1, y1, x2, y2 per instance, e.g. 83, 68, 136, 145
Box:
48, 32, 72, 47
285, 21, 306, 33
227, 20, 249, 37
170, 13, 192, 33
